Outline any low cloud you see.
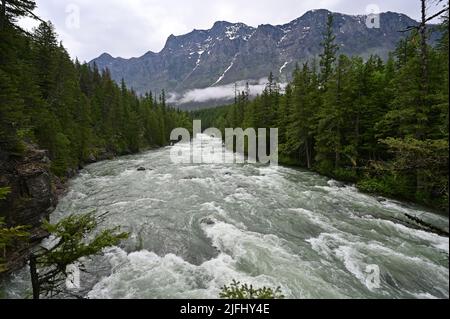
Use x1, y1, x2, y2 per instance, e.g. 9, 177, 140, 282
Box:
168, 79, 287, 105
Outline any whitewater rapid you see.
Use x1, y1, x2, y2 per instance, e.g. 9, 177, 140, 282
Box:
2, 135, 449, 299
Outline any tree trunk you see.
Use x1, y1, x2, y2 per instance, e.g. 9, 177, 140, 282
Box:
0, 0, 6, 30
30, 254, 40, 300
417, 0, 429, 140
305, 138, 311, 169
335, 124, 341, 169
416, 0, 429, 190
335, 64, 342, 170
335, 147, 340, 169
420, 0, 428, 85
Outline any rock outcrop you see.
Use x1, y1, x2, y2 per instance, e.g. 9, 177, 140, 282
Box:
0, 144, 58, 272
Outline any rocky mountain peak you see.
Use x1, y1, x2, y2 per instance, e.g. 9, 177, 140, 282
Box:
212, 20, 234, 30
90, 9, 431, 109
98, 52, 113, 59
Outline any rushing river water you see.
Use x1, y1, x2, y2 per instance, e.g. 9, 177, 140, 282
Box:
2, 135, 449, 299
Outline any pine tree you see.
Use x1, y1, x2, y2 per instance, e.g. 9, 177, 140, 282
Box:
283, 64, 316, 167
0, 69, 24, 152
32, 21, 58, 100
319, 14, 339, 87
1, 0, 36, 30
277, 84, 291, 147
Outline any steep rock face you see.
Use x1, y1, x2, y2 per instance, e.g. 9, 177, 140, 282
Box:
90, 10, 432, 109
0, 145, 58, 271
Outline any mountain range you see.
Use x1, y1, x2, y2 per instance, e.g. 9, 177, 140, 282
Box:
90, 9, 429, 109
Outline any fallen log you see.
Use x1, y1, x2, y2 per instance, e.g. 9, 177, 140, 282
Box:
404, 213, 449, 237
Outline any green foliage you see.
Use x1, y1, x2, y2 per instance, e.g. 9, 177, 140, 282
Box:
219, 280, 284, 299
357, 175, 411, 198
0, 187, 11, 200
0, 69, 24, 152
0, 217, 29, 273
332, 168, 358, 183
319, 14, 339, 85
40, 213, 128, 265
381, 137, 449, 170
0, 188, 30, 273
380, 137, 449, 209
1, 0, 36, 29
33, 212, 129, 298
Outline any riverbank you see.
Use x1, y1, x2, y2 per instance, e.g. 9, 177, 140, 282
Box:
2, 138, 447, 279
277, 153, 449, 218
221, 144, 449, 216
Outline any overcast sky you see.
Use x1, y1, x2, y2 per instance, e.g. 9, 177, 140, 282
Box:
19, 0, 446, 62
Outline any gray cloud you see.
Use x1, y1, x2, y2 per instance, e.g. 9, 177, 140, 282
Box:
168, 78, 288, 104
19, 0, 439, 62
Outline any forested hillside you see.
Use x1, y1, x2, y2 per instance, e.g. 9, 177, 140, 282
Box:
0, 0, 191, 177
194, 14, 449, 211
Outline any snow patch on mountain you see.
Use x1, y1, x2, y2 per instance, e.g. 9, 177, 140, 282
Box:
212, 54, 239, 86
90, 10, 421, 108
279, 61, 290, 74
225, 25, 241, 40
182, 51, 205, 82
278, 33, 289, 45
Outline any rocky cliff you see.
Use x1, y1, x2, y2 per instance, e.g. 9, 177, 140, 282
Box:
0, 144, 59, 272
90, 9, 437, 109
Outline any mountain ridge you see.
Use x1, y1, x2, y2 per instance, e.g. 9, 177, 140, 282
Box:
90, 9, 427, 109
96, 9, 415, 58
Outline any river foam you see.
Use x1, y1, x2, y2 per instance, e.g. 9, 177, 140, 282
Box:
2, 136, 448, 299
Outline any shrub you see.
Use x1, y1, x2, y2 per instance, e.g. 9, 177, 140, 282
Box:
219, 280, 284, 299
332, 168, 358, 183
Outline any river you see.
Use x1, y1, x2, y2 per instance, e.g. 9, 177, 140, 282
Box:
2, 135, 449, 299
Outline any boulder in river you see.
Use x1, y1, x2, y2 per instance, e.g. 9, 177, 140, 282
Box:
377, 197, 387, 203
327, 180, 345, 188
200, 217, 215, 225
